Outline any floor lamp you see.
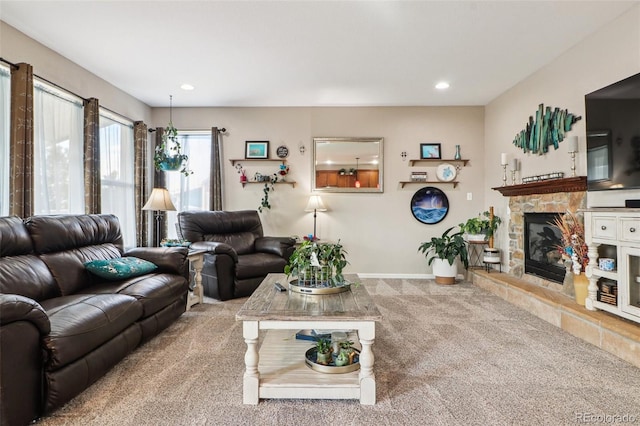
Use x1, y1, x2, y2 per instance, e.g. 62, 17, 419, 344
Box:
304, 195, 327, 240
142, 188, 177, 246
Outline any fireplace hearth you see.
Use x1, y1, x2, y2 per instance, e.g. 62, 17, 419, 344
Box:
524, 213, 565, 283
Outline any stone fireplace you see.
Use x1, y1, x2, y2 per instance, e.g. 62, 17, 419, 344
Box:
496, 177, 587, 292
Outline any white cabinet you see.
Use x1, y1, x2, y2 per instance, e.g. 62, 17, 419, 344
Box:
584, 209, 640, 323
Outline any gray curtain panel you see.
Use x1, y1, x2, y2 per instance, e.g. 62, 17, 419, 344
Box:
134, 121, 149, 247
83, 97, 100, 214
9, 62, 34, 218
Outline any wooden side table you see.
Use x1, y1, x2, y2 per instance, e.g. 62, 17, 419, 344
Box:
186, 249, 206, 310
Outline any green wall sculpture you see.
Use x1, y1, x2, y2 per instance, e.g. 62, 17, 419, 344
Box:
512, 104, 581, 155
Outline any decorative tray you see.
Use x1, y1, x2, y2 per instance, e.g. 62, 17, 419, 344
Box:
288, 280, 351, 295
304, 347, 360, 374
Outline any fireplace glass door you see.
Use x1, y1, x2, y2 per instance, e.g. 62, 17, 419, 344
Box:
524, 213, 566, 283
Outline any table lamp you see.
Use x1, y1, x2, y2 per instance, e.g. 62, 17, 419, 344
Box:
304, 195, 327, 240
142, 187, 176, 246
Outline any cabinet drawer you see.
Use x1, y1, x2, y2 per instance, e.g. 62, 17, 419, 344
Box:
592, 216, 617, 240
620, 218, 640, 242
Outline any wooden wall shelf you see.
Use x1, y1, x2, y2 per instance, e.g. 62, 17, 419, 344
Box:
230, 159, 286, 166
492, 176, 586, 197
241, 181, 296, 188
399, 181, 459, 188
408, 159, 469, 167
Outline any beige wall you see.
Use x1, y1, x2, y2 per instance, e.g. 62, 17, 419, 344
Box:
0, 21, 151, 122
484, 5, 640, 271
155, 106, 485, 276
3, 4, 640, 276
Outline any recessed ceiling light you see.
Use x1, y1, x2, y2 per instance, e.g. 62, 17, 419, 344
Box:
435, 82, 450, 90
181, 83, 195, 91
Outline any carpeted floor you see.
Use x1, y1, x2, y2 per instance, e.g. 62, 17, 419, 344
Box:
37, 278, 640, 426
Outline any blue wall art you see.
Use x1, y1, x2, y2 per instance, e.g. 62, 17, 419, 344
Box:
411, 187, 449, 225
512, 103, 581, 155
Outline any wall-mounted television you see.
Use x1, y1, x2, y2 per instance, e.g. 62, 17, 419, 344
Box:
585, 72, 640, 197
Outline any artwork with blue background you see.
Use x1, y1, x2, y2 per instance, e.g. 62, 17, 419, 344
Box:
410, 187, 449, 224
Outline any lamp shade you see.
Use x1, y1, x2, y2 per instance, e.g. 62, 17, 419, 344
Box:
142, 188, 176, 211
305, 195, 327, 212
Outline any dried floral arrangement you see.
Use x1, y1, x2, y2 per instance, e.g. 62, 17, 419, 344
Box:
552, 210, 588, 275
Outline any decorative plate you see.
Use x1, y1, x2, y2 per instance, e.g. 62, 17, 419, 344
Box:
436, 163, 457, 182
410, 186, 449, 225
276, 145, 289, 158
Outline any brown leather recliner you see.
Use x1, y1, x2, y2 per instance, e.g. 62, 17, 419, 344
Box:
177, 210, 296, 300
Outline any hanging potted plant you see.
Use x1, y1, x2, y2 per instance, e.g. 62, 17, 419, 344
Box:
258, 173, 278, 212
418, 226, 469, 285
153, 95, 192, 177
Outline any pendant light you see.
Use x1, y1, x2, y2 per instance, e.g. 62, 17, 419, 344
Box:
355, 157, 361, 188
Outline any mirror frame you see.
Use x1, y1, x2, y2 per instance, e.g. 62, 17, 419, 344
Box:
312, 137, 384, 193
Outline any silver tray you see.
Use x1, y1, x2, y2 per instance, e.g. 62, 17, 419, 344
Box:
289, 280, 350, 295
304, 347, 360, 374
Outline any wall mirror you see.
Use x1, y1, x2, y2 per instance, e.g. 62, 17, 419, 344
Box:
312, 137, 384, 193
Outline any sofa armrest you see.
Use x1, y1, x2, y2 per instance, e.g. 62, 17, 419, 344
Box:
190, 241, 238, 263
0, 294, 50, 334
125, 247, 189, 280
255, 236, 296, 259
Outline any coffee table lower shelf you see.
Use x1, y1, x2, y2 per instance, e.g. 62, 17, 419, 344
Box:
257, 329, 361, 400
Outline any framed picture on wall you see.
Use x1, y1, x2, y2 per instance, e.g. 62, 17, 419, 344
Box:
245, 141, 269, 159
410, 186, 449, 224
420, 143, 441, 159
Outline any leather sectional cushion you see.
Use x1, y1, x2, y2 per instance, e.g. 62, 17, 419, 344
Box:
80, 273, 188, 318
84, 257, 157, 280
39, 294, 143, 370
236, 252, 287, 280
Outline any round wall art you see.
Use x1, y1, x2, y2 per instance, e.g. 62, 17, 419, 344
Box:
410, 186, 449, 224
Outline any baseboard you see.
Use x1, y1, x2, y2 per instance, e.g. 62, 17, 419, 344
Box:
356, 273, 467, 280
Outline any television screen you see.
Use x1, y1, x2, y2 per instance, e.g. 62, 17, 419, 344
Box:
585, 72, 640, 191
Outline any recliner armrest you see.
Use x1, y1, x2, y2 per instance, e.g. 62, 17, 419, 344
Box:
125, 247, 189, 279
255, 236, 296, 258
0, 294, 50, 334
190, 241, 238, 263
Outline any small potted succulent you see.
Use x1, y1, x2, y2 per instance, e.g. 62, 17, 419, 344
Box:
315, 337, 332, 365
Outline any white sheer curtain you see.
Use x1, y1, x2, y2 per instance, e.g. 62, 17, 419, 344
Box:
100, 111, 136, 248
166, 131, 212, 239
33, 80, 84, 214
0, 65, 10, 216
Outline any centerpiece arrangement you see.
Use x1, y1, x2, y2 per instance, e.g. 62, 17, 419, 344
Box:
305, 336, 360, 373
284, 240, 349, 294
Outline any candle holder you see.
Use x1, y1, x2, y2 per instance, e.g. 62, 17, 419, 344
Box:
502, 164, 508, 186
511, 170, 516, 185
569, 150, 577, 177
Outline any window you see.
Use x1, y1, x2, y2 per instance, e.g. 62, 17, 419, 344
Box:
165, 131, 212, 239
33, 79, 84, 214
99, 110, 136, 248
0, 64, 9, 216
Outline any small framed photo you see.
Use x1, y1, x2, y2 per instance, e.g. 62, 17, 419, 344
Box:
420, 143, 441, 159
245, 141, 269, 159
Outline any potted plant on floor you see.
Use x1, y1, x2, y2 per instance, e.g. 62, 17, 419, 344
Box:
418, 226, 469, 285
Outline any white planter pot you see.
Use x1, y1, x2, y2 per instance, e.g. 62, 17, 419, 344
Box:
465, 233, 487, 242
432, 258, 458, 285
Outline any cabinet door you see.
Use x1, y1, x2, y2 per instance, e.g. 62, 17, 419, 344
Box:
620, 246, 640, 318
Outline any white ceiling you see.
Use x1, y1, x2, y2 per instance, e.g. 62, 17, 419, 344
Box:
1, 1, 637, 107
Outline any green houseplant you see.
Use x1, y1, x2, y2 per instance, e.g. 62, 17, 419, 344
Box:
315, 337, 332, 365
418, 226, 469, 285
459, 210, 502, 241
284, 240, 348, 287
153, 106, 192, 177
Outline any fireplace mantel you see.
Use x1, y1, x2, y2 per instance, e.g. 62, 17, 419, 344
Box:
492, 176, 586, 197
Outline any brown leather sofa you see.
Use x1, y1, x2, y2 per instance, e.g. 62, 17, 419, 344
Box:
177, 210, 295, 300
0, 214, 189, 426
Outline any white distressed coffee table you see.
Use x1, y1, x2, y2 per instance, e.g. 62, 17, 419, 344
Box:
235, 273, 382, 405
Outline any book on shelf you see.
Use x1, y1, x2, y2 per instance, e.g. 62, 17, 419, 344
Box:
295, 330, 331, 342
410, 171, 427, 181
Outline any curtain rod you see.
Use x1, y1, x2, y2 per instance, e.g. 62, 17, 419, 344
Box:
34, 74, 87, 102
100, 105, 135, 126
0, 57, 18, 70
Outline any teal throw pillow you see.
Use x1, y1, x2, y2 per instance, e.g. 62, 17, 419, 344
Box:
84, 257, 157, 280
